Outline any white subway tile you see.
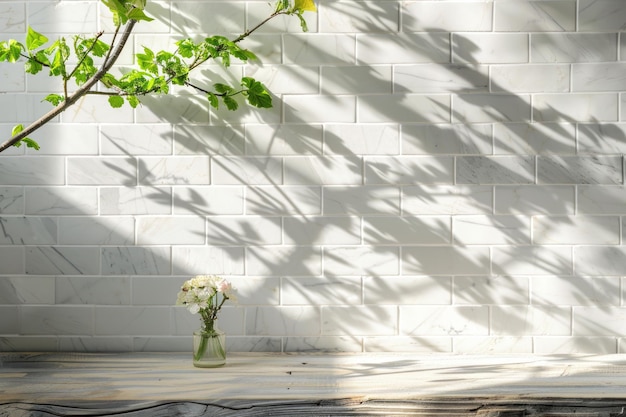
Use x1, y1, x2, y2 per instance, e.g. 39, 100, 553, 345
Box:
0, 276, 54, 304
365, 336, 452, 353
247, 65, 320, 96
578, 123, 626, 154
491, 64, 570, 93
454, 215, 531, 245
364, 276, 452, 305
402, 246, 490, 276
535, 336, 617, 354
531, 33, 618, 63
495, 185, 575, 215
207, 216, 282, 246
453, 34, 528, 64
95, 306, 171, 336
324, 246, 399, 276
283, 34, 356, 65
323, 186, 400, 215
245, 124, 323, 156
492, 246, 573, 275
402, 185, 493, 215
358, 94, 450, 123
537, 156, 623, 184
320, 1, 398, 33
403, 2, 493, 32
579, 0, 626, 32
0, 157, 65, 185
322, 66, 392, 95
212, 156, 282, 185
395, 64, 489, 94
0, 187, 23, 214
454, 337, 533, 354
102, 247, 171, 275
101, 187, 172, 215
578, 185, 626, 214
491, 306, 571, 336
68, 157, 137, 186
575, 246, 626, 276
357, 33, 450, 65
534, 93, 618, 122
573, 63, 626, 92
533, 215, 620, 245
137, 216, 205, 245
494, 123, 576, 155
0, 3, 25, 33
365, 156, 454, 185
325, 124, 399, 155
284, 216, 360, 245
0, 217, 56, 245
284, 95, 356, 123
25, 187, 98, 215
283, 277, 362, 305
26, 246, 100, 275
59, 217, 134, 245
400, 306, 489, 336
453, 94, 531, 123
21, 305, 94, 336
138, 156, 210, 185
574, 307, 626, 336
56, 277, 131, 305
102, 125, 173, 155
285, 336, 363, 352
172, 246, 244, 275
532, 276, 620, 306
28, 2, 97, 33
0, 248, 24, 275
246, 306, 321, 336
454, 276, 529, 305
171, 2, 245, 34
456, 156, 535, 184
246, 246, 322, 276
174, 187, 242, 215
402, 123, 492, 155
364, 216, 451, 245
246, 186, 321, 215
495, 1, 576, 32
284, 156, 362, 185
174, 125, 244, 156
323, 306, 397, 336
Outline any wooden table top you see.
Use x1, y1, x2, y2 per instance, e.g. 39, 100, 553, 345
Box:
2, 352, 626, 415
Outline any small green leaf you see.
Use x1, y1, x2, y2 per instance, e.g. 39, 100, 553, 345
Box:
176, 39, 196, 59
108, 95, 125, 108
11, 124, 24, 136
127, 95, 140, 108
207, 92, 219, 109
223, 95, 238, 111
214, 83, 232, 94
25, 57, 43, 74
43, 94, 65, 106
127, 7, 154, 22
294, 0, 316, 12
26, 26, 48, 51
22, 138, 40, 150
1, 39, 24, 63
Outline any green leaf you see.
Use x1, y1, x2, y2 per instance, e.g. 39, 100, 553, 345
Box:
207, 92, 219, 109
214, 83, 232, 94
176, 39, 196, 59
108, 95, 125, 108
294, 0, 316, 12
26, 26, 48, 51
136, 47, 158, 74
127, 7, 154, 22
11, 124, 24, 136
43, 94, 65, 106
242, 77, 272, 108
101, 0, 129, 24
25, 57, 43, 75
1, 39, 24, 63
223, 95, 238, 111
22, 138, 40, 150
297, 13, 309, 32
127, 95, 140, 108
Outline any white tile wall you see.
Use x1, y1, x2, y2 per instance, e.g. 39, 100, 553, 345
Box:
2, 0, 626, 354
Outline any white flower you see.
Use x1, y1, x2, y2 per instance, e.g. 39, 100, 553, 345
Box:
175, 275, 236, 326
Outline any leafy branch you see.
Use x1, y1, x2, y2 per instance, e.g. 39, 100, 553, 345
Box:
0, 0, 316, 153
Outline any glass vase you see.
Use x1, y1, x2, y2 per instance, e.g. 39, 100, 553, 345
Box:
193, 325, 226, 368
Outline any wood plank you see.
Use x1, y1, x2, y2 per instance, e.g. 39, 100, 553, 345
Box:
2, 353, 626, 416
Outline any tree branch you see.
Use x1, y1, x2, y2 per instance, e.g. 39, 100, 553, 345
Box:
0, 20, 136, 153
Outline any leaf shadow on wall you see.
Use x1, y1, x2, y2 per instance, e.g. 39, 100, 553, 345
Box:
128, 0, 626, 352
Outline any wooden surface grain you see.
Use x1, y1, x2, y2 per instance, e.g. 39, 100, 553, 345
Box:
2, 353, 626, 416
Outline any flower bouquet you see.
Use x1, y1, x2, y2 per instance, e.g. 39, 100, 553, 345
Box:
176, 275, 235, 367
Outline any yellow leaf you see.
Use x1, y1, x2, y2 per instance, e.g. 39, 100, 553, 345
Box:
295, 0, 316, 12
